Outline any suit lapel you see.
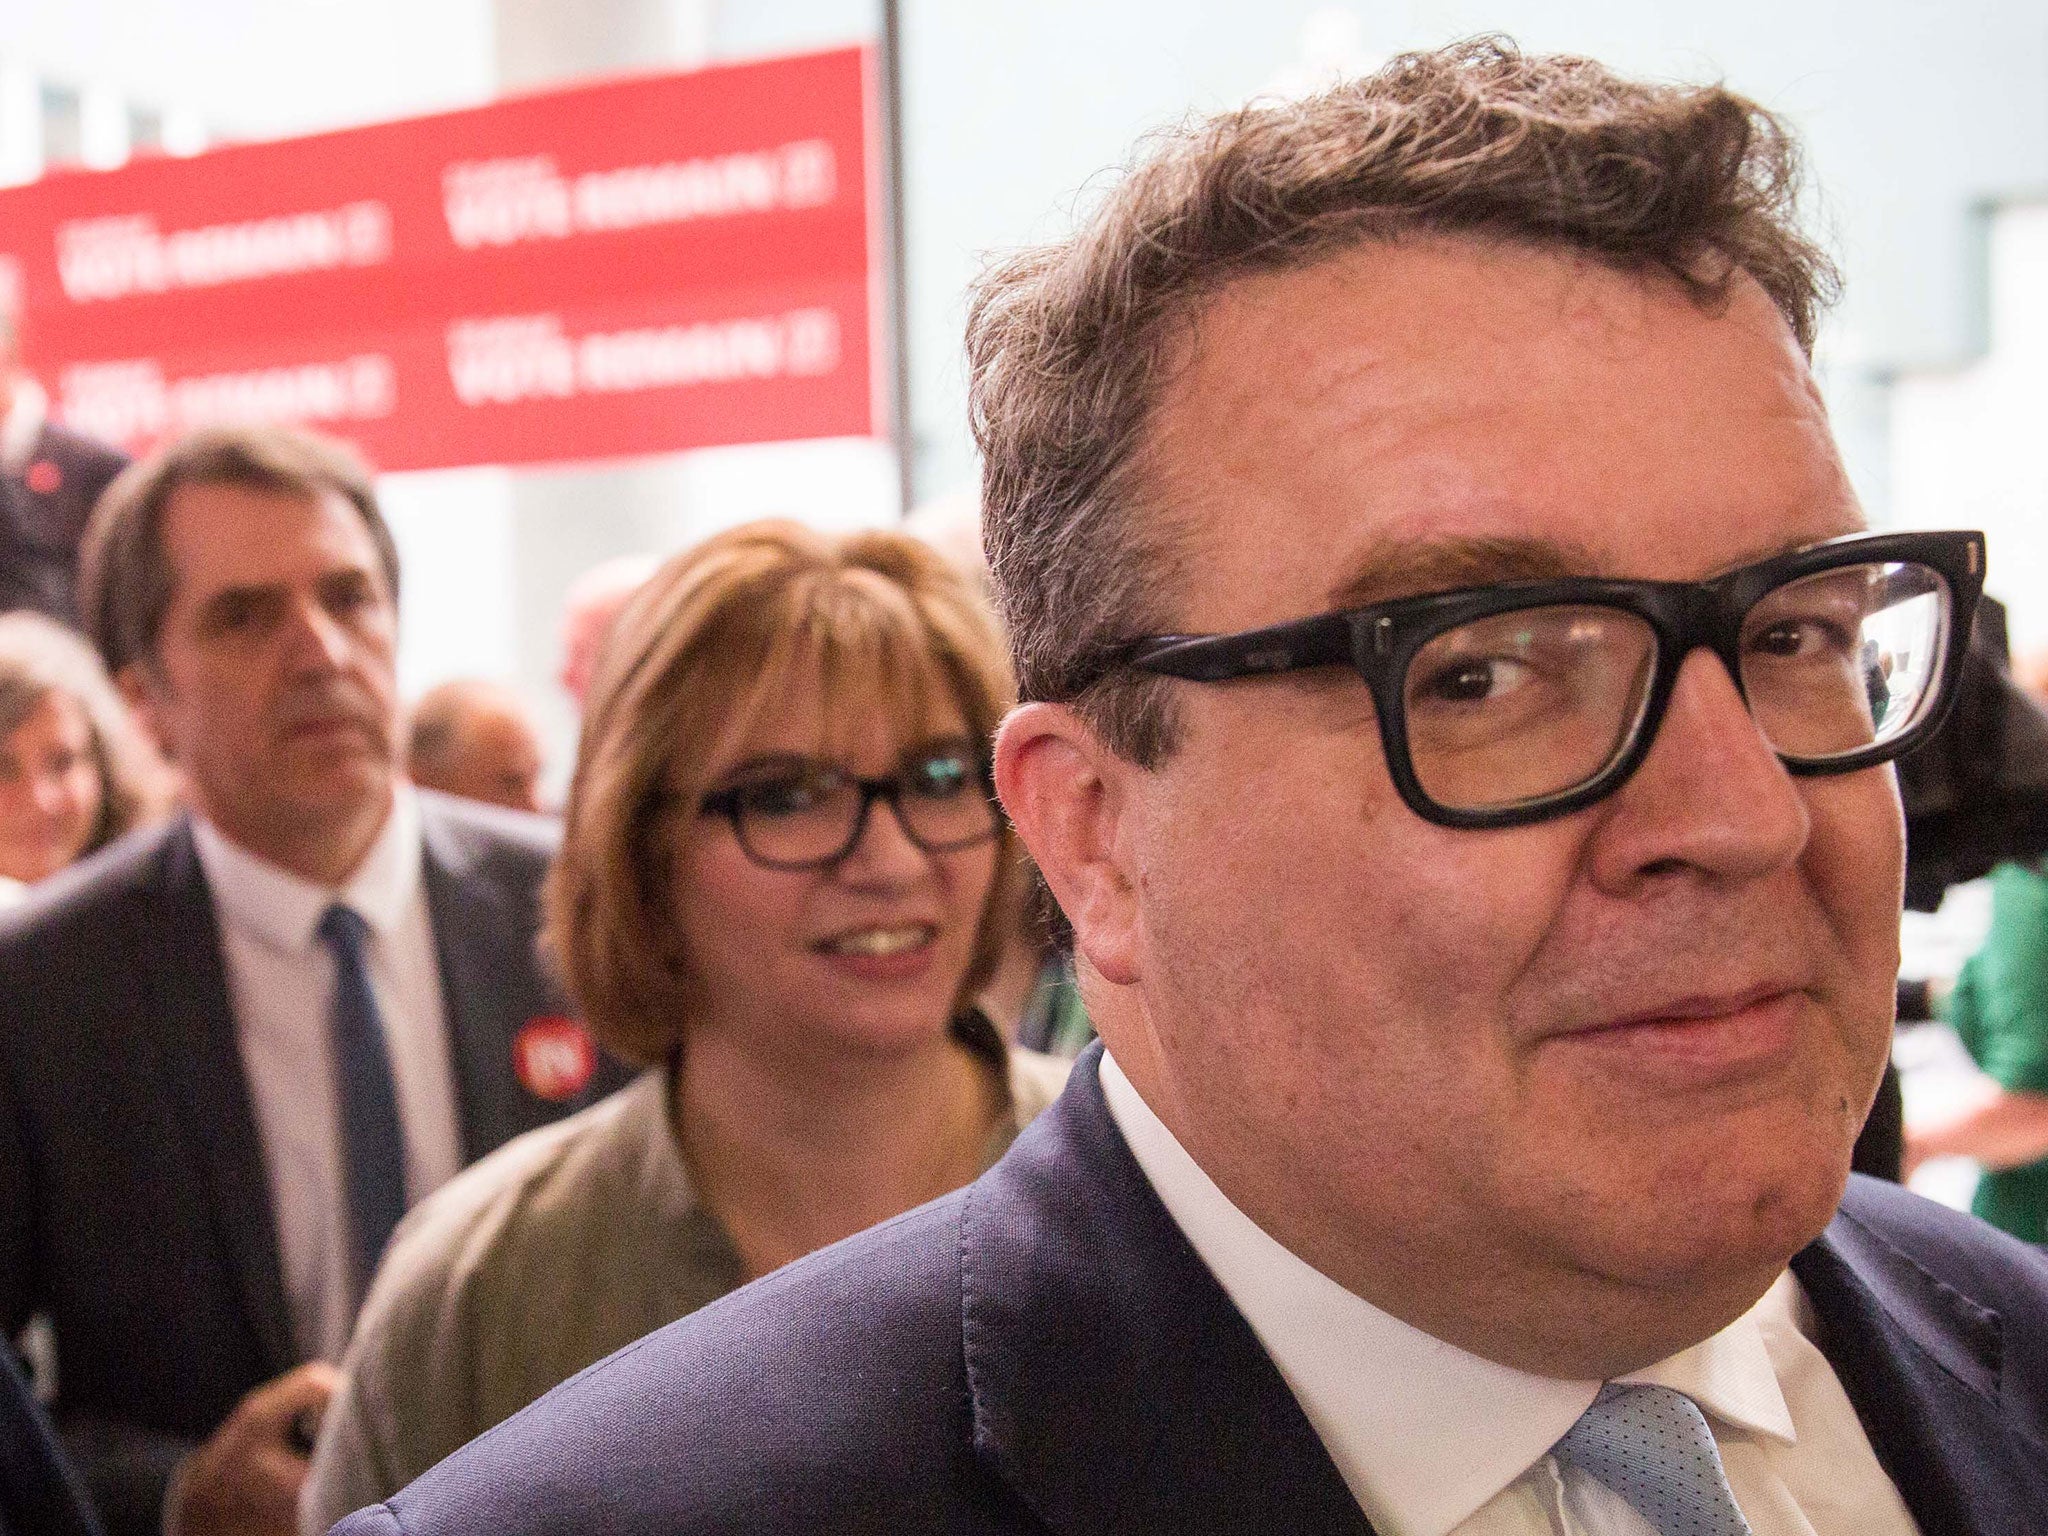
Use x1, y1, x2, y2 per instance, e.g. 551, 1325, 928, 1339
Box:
1792, 1200, 2048, 1534
129, 819, 297, 1374
961, 1046, 1376, 1536
420, 805, 532, 1161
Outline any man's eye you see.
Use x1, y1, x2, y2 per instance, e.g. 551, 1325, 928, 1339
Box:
1412, 656, 1532, 706
1748, 618, 1854, 662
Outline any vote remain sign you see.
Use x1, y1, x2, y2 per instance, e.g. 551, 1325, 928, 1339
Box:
0, 47, 881, 471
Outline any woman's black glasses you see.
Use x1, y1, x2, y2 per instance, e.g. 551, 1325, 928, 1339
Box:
700, 740, 1000, 870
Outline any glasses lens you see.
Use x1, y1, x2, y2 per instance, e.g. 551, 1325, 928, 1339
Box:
1742, 561, 1950, 763
1403, 605, 1658, 812
732, 767, 862, 867
894, 748, 999, 852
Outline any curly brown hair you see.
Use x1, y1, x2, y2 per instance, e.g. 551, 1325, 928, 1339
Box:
969, 37, 1838, 764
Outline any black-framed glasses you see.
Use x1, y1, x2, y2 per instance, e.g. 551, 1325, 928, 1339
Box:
698, 740, 1001, 871
1099, 529, 1985, 830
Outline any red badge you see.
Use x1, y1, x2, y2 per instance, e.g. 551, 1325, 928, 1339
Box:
24, 459, 60, 496
512, 1016, 596, 1102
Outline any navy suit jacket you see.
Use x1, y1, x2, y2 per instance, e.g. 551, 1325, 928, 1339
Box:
336, 1045, 2048, 1536
0, 794, 628, 1536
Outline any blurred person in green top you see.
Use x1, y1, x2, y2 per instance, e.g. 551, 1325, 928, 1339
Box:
1907, 860, 2048, 1241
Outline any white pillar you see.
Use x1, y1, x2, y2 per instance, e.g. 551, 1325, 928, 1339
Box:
497, 0, 716, 777
387, 0, 715, 793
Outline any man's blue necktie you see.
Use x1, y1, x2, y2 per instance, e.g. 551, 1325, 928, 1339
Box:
317, 903, 408, 1301
1550, 1383, 1754, 1536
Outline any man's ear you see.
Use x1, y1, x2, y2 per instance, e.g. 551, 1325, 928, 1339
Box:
994, 702, 1142, 987
116, 660, 174, 762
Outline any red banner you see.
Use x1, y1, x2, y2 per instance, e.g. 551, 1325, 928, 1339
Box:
0, 47, 881, 471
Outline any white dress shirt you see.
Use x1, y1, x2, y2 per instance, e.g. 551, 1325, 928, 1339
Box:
1099, 1052, 1921, 1536
195, 788, 463, 1363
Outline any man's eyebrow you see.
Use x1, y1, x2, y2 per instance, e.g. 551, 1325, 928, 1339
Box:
1325, 537, 1598, 609
195, 581, 286, 616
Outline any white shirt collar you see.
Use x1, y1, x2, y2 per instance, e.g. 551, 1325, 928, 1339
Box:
193, 784, 423, 954
1098, 1049, 1794, 1536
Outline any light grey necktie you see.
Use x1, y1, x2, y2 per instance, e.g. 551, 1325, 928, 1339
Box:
1550, 1383, 1754, 1536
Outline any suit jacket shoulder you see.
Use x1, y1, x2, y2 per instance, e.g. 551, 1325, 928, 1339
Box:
336, 1049, 1367, 1536
1787, 1173, 2048, 1532
0, 816, 188, 968
33, 422, 128, 489
364, 1194, 1034, 1535
416, 791, 558, 882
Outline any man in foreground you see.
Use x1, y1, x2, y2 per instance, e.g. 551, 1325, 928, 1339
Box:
0, 426, 620, 1536
335, 41, 2048, 1535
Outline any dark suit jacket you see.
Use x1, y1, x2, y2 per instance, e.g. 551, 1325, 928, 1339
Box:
0, 1346, 98, 1536
335, 1045, 2048, 1536
0, 793, 627, 1536
0, 420, 127, 624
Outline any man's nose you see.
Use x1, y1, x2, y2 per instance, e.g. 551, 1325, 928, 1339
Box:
1585, 647, 1810, 893
282, 598, 354, 671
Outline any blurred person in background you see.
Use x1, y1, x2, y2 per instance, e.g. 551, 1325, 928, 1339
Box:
0, 291, 128, 626
1909, 864, 2048, 1239
0, 424, 623, 1536
405, 680, 546, 815
1905, 640, 2048, 1239
301, 521, 1068, 1529
555, 553, 656, 709
0, 610, 169, 905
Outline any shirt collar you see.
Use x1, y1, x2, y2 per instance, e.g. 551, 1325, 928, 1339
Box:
1098, 1050, 1794, 1536
193, 785, 423, 954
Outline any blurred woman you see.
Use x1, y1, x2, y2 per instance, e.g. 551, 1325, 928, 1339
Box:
301, 522, 1069, 1530
0, 611, 167, 905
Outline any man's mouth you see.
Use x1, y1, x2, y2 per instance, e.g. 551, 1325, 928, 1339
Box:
1547, 983, 1810, 1085
814, 923, 938, 958
1584, 984, 1799, 1035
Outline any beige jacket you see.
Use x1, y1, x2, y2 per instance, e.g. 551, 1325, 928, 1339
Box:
299, 1044, 1072, 1533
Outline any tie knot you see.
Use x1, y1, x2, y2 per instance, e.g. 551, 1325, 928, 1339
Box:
1550, 1383, 1751, 1536
318, 902, 370, 955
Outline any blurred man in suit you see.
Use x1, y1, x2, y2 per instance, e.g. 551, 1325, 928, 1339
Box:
337, 42, 2048, 1536
0, 425, 620, 1536
0, 299, 127, 624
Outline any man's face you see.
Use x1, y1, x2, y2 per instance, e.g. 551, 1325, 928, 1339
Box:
134, 481, 400, 857
1042, 240, 1901, 1372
